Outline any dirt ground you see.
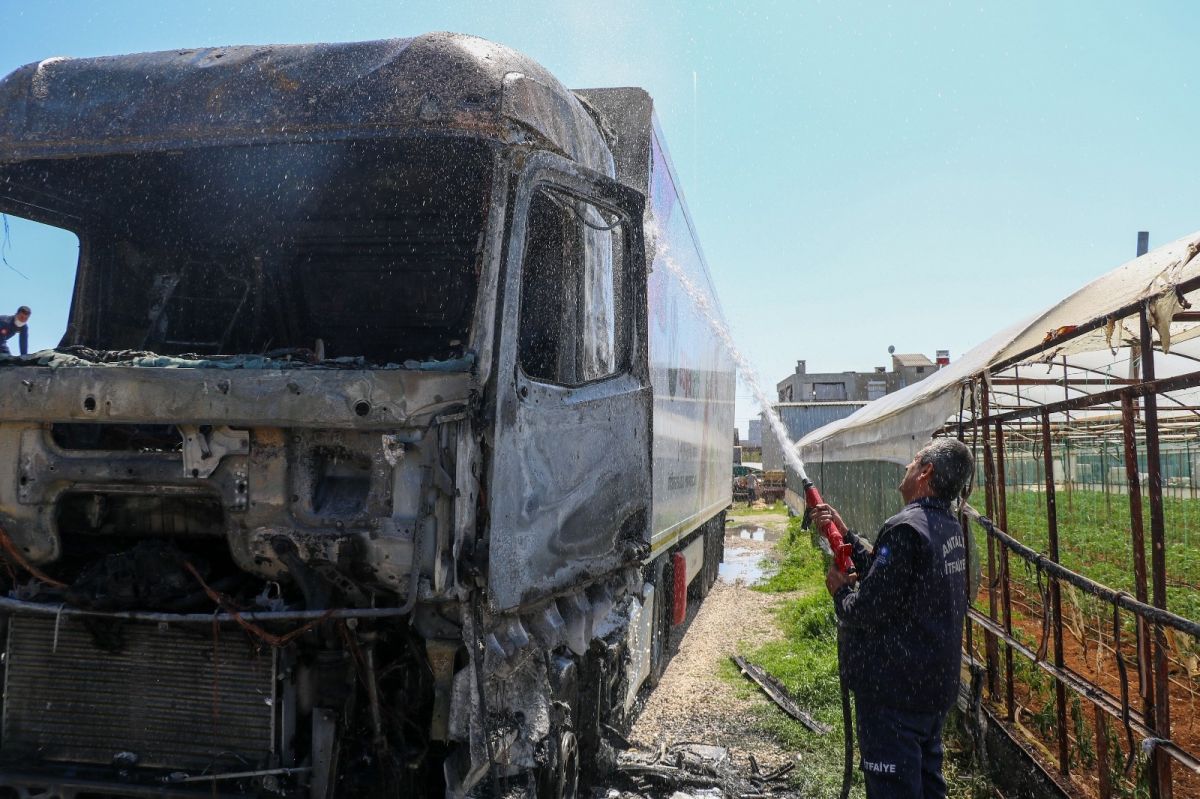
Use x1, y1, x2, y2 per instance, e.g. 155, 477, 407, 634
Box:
977, 583, 1200, 798
623, 510, 800, 784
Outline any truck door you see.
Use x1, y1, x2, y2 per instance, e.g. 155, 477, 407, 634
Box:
487, 152, 651, 612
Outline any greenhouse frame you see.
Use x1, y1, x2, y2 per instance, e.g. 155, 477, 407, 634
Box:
794, 232, 1200, 798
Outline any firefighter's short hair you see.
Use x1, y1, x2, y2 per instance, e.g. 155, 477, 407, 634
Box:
918, 438, 974, 502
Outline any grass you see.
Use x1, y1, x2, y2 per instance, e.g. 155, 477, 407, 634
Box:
727, 516, 995, 798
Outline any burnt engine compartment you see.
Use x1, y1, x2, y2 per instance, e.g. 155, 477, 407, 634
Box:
0, 407, 648, 799
0, 417, 462, 798
0, 531, 637, 799
0, 612, 449, 799
0, 522, 455, 799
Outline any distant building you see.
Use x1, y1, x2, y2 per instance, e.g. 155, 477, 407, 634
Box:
763, 351, 947, 471
746, 419, 763, 447
889, 352, 939, 391
761, 402, 866, 471
775, 352, 946, 404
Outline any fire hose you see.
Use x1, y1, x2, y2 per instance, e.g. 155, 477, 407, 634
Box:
801, 477, 855, 799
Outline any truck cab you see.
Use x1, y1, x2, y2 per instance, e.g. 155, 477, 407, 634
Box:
0, 33, 731, 799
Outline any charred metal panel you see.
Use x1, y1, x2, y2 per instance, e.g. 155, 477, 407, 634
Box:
488, 373, 650, 610
0, 366, 470, 430
2, 616, 275, 770
0, 33, 610, 174
576, 89, 736, 552
288, 430, 394, 525
573, 88, 653, 194
1, 424, 243, 563
486, 152, 651, 611
0, 390, 458, 600
502, 74, 614, 177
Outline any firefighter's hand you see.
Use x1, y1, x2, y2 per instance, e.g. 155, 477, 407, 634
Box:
811, 503, 848, 535
826, 563, 857, 596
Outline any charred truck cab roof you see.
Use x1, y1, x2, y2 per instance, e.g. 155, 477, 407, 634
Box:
0, 33, 614, 170
0, 32, 730, 799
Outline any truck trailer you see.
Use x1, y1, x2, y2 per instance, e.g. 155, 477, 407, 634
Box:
0, 33, 734, 799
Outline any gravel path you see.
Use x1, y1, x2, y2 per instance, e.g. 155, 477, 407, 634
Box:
627, 520, 801, 777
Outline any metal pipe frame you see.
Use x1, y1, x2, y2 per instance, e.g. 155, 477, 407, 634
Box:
1139, 305, 1175, 799
968, 481, 1200, 791
982, 369, 1200, 426
0, 596, 413, 624
995, 421, 1016, 723
1040, 407, 1071, 776
982, 386, 1000, 698
966, 513, 1200, 640
1121, 392, 1156, 729
953, 284, 1200, 794
967, 610, 1200, 777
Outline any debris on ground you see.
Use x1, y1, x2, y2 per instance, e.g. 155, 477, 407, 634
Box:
629, 530, 801, 788
606, 742, 795, 798
730, 656, 831, 735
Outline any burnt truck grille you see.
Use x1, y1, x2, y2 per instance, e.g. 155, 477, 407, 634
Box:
1, 616, 276, 771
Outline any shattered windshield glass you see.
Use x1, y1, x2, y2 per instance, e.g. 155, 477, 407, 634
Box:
4, 138, 492, 364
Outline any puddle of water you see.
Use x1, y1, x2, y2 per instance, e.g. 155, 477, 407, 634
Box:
719, 545, 771, 585
738, 527, 766, 541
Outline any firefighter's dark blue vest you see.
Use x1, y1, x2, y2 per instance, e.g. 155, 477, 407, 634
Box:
839, 496, 968, 713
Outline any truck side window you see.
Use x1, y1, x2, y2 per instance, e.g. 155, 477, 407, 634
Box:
518, 187, 623, 386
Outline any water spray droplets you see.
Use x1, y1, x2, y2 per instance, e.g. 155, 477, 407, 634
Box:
646, 219, 808, 480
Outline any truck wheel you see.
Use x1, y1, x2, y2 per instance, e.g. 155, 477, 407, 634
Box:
694, 526, 713, 600
706, 521, 721, 592
710, 517, 723, 589
537, 728, 579, 799
646, 556, 671, 688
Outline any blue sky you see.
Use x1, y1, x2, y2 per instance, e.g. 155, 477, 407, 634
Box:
2, 1, 1198, 433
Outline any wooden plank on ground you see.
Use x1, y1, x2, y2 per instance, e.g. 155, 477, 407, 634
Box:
731, 655, 832, 735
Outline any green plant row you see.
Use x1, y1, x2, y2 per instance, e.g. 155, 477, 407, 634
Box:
969, 488, 1200, 627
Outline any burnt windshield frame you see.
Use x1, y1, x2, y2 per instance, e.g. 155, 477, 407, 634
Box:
508, 159, 645, 391
2, 136, 495, 365
517, 187, 627, 386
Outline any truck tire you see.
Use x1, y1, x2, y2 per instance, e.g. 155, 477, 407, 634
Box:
536, 727, 579, 799
706, 522, 719, 592
711, 517, 723, 590
694, 524, 714, 600
646, 556, 672, 688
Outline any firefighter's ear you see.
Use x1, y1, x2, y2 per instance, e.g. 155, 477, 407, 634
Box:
918, 462, 935, 484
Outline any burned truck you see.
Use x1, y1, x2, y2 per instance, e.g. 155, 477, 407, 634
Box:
0, 33, 734, 798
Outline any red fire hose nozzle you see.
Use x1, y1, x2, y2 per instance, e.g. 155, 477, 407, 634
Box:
803, 478, 854, 574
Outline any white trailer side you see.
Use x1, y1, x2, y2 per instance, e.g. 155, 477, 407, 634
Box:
578, 88, 736, 554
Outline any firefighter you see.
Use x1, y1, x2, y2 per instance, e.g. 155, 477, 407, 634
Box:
814, 438, 973, 799
0, 305, 30, 356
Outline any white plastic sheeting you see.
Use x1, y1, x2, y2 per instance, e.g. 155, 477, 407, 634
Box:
799, 230, 1200, 466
